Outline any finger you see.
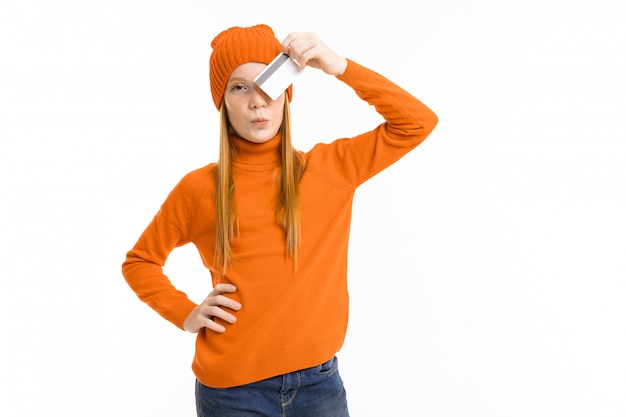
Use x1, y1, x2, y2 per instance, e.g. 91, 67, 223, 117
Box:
282, 33, 301, 54
201, 316, 226, 333
295, 45, 319, 69
212, 283, 237, 294
207, 294, 241, 311
283, 33, 316, 60
206, 284, 237, 301
202, 305, 237, 324
290, 36, 323, 68
282, 36, 293, 55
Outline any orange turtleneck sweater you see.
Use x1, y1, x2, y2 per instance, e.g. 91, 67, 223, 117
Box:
122, 59, 438, 388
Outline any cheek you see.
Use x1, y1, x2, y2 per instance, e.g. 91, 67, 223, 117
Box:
271, 100, 285, 118
225, 100, 245, 120
224, 96, 241, 111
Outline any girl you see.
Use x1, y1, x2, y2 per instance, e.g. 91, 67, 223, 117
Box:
122, 24, 437, 417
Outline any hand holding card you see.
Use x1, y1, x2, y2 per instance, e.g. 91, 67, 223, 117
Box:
254, 53, 303, 101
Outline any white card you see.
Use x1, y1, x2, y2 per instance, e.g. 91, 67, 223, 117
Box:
254, 53, 303, 101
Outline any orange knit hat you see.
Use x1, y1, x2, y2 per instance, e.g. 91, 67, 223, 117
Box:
209, 24, 293, 110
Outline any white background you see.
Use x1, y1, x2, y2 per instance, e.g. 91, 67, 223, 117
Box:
1, 0, 625, 416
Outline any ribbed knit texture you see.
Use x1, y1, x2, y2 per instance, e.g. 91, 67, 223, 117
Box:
209, 24, 293, 109
122, 60, 438, 388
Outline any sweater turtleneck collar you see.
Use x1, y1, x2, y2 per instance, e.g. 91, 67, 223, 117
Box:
231, 133, 281, 167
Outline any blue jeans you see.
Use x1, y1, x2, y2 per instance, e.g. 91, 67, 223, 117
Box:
195, 356, 350, 417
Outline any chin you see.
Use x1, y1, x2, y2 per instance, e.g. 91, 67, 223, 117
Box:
249, 130, 279, 143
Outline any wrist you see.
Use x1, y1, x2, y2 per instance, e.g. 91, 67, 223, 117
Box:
332, 57, 348, 76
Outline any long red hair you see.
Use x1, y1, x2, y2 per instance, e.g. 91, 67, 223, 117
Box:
214, 95, 305, 271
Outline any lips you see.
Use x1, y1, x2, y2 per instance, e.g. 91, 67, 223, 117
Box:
252, 117, 270, 127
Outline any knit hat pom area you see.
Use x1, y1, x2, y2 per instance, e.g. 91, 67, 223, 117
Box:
209, 24, 293, 110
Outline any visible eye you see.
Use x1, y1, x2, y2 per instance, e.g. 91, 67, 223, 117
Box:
230, 83, 247, 92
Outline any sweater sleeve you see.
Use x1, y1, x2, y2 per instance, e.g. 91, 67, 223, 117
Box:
306, 59, 438, 187
121, 172, 204, 330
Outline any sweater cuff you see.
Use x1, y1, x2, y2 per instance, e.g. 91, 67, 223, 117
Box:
169, 298, 199, 330
336, 58, 368, 83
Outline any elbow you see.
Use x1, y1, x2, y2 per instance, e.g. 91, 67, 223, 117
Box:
423, 109, 438, 138
412, 110, 438, 146
121, 252, 156, 287
410, 110, 439, 144
430, 111, 439, 131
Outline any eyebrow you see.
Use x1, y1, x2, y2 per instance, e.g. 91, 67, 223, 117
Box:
227, 77, 250, 84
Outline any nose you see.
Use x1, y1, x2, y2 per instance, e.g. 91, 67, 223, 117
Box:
250, 86, 270, 108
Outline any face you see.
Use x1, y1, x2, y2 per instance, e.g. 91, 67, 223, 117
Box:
223, 62, 285, 144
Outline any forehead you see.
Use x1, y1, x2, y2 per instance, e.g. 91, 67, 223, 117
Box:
228, 62, 267, 82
